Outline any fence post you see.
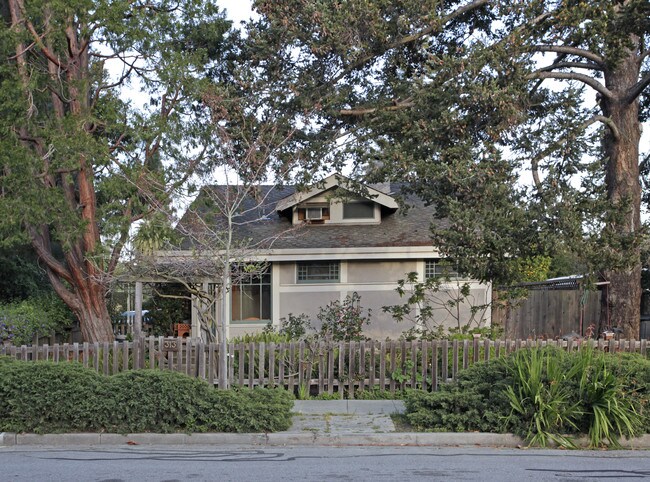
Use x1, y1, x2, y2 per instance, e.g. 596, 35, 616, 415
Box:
249, 341, 256, 389
441, 340, 448, 384
378, 340, 386, 394
359, 340, 366, 392
431, 340, 438, 392
269, 342, 276, 389
421, 340, 428, 392
338, 341, 345, 399
348, 341, 356, 399
258, 342, 266, 388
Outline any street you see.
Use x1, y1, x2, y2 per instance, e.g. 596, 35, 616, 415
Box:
1, 445, 649, 481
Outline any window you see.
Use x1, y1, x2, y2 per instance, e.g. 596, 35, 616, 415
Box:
297, 205, 330, 221
425, 260, 463, 280
297, 261, 340, 283
231, 265, 271, 323
306, 207, 323, 220
343, 201, 374, 219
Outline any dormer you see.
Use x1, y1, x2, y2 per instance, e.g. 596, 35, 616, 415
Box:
276, 174, 399, 226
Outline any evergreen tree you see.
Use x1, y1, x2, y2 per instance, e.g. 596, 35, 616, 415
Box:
247, 0, 650, 337
0, 0, 230, 341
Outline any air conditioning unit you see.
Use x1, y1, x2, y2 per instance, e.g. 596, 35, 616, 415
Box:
306, 207, 323, 220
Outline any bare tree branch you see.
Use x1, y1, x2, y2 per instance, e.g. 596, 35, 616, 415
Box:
625, 71, 650, 104
531, 45, 605, 66
537, 61, 604, 72
527, 71, 615, 100
340, 98, 416, 116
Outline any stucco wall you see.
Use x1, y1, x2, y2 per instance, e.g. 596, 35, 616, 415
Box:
221, 260, 492, 341
346, 260, 416, 284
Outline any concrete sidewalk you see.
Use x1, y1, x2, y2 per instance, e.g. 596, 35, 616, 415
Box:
2, 400, 650, 449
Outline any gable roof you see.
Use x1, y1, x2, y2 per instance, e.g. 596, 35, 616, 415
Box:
175, 179, 443, 251
275, 173, 399, 212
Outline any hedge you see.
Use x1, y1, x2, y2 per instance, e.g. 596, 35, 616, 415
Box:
404, 348, 650, 448
0, 358, 293, 434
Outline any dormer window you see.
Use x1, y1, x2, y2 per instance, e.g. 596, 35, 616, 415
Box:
343, 201, 375, 219
297, 204, 330, 222
279, 174, 397, 225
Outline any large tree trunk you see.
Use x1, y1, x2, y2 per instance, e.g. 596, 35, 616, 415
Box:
76, 297, 115, 343
600, 39, 643, 339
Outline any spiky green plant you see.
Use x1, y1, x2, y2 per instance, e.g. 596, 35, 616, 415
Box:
504, 348, 582, 448
576, 349, 640, 448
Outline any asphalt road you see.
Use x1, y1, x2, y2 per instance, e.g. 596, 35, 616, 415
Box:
1, 445, 649, 481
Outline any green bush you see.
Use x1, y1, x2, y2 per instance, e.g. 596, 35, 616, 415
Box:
0, 294, 73, 345
404, 348, 650, 448
0, 361, 294, 434
0, 361, 104, 433
405, 359, 511, 432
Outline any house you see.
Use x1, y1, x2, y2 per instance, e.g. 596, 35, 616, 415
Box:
147, 174, 492, 340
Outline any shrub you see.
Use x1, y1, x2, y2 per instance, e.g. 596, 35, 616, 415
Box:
404, 348, 649, 448
612, 353, 650, 434
405, 359, 511, 432
318, 292, 371, 341
504, 348, 583, 447
576, 349, 648, 447
276, 313, 312, 340
99, 370, 216, 433
0, 361, 294, 434
0, 294, 73, 345
0, 361, 104, 433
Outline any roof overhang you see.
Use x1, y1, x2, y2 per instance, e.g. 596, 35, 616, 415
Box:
154, 245, 438, 262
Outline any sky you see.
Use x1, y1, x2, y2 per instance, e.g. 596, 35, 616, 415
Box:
219, 0, 256, 24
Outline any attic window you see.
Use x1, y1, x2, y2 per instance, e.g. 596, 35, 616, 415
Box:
307, 207, 323, 220
297, 205, 330, 221
343, 201, 374, 219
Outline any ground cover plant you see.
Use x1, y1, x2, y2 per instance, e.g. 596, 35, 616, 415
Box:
0, 358, 293, 434
404, 347, 650, 448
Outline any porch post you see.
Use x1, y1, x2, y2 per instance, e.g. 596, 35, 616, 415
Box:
134, 281, 143, 338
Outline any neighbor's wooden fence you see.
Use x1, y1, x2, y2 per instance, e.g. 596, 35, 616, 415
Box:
1, 338, 647, 395
493, 289, 602, 339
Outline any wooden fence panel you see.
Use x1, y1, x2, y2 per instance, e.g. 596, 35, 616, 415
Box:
3, 337, 648, 396
497, 289, 602, 339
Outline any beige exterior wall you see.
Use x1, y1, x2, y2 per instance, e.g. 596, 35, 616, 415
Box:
192, 258, 492, 341
228, 322, 268, 339
346, 260, 417, 284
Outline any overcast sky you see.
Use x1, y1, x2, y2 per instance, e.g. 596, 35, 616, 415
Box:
220, 0, 256, 24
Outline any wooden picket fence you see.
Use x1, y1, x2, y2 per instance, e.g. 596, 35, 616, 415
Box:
1, 337, 648, 395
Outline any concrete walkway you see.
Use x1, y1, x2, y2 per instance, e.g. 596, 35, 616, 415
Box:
287, 400, 405, 436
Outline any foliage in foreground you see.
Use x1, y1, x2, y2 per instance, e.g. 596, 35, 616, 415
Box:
0, 359, 293, 434
404, 348, 650, 448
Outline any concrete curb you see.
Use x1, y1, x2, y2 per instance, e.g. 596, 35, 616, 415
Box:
3, 432, 650, 448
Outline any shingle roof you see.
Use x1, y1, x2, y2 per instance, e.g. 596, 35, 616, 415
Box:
176, 183, 442, 251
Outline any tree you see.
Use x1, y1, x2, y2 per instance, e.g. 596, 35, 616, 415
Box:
384, 271, 491, 339
129, 58, 310, 386
0, 1, 230, 341
246, 0, 650, 337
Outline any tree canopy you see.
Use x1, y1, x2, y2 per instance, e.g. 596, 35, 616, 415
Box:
0, 0, 230, 341
245, 0, 650, 337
